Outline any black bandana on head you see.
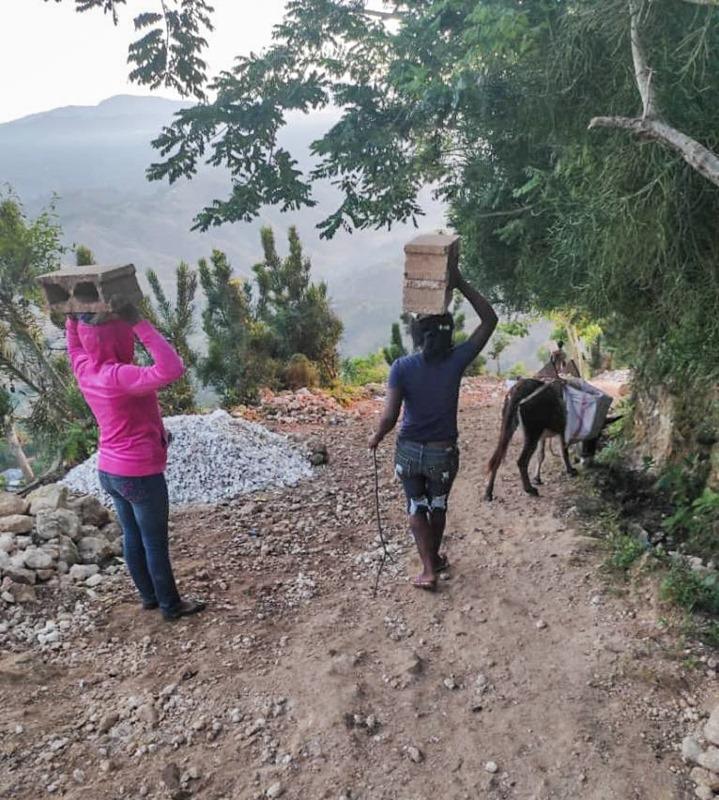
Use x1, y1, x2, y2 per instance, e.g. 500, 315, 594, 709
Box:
416, 313, 454, 363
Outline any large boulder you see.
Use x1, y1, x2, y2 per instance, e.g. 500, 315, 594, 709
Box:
69, 563, 100, 581
77, 536, 114, 565
35, 509, 81, 542
80, 524, 100, 540
0, 492, 29, 517
2, 581, 37, 604
58, 536, 80, 567
704, 707, 719, 747
27, 484, 68, 516
0, 550, 10, 572
0, 533, 14, 554
0, 515, 33, 535
23, 548, 56, 571
3, 565, 36, 585
40, 543, 60, 560
68, 495, 110, 528
101, 522, 122, 542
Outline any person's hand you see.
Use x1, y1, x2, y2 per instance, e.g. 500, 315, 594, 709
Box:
109, 294, 141, 325
368, 431, 383, 451
447, 257, 463, 291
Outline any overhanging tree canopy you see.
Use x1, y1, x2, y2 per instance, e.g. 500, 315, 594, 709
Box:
48, 1, 719, 387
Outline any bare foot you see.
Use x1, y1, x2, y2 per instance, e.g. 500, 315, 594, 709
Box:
412, 574, 437, 592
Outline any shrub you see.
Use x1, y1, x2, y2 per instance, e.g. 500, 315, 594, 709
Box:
508, 362, 527, 380
663, 488, 719, 563
661, 559, 719, 616
603, 532, 647, 575
283, 354, 320, 390
341, 353, 389, 386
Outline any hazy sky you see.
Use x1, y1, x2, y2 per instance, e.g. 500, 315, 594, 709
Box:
0, 0, 289, 123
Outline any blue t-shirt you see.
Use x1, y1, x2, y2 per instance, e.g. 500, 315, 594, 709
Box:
388, 340, 480, 443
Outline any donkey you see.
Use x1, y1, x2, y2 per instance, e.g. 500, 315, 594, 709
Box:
484, 378, 617, 501
484, 379, 572, 501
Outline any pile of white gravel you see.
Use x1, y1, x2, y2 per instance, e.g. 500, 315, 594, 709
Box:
62, 410, 313, 506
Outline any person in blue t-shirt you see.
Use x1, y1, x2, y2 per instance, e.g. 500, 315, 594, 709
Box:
369, 261, 497, 590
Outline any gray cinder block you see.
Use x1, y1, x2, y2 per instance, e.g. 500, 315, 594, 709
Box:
36, 264, 142, 313
402, 233, 460, 315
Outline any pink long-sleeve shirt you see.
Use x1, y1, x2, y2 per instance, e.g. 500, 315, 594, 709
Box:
66, 317, 185, 477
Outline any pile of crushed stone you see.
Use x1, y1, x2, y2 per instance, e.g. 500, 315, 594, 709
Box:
62, 410, 313, 506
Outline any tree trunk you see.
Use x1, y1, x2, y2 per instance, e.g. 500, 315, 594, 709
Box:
7, 425, 35, 482
565, 323, 590, 379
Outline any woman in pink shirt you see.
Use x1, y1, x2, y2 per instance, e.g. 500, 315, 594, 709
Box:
66, 298, 205, 621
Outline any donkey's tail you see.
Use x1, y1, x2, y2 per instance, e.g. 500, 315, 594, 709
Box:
487, 387, 523, 474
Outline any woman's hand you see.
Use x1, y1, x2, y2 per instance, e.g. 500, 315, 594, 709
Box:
109, 294, 142, 325
447, 257, 463, 291
368, 431, 383, 451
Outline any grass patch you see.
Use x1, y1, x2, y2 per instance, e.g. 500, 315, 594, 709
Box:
325, 382, 367, 407
603, 532, 647, 575
662, 487, 719, 564
660, 558, 719, 616
594, 505, 651, 577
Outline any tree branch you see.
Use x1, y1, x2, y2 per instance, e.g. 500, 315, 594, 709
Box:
588, 0, 719, 188
588, 116, 719, 188
679, 0, 719, 6
476, 206, 535, 219
363, 9, 402, 20
629, 0, 658, 119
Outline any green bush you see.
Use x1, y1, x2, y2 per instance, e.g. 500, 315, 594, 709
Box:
663, 488, 719, 563
661, 559, 719, 616
283, 354, 320, 390
603, 532, 647, 575
341, 353, 389, 386
60, 421, 99, 466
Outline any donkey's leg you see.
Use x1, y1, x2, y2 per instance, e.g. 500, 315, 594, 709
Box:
518, 431, 541, 496
533, 434, 547, 485
560, 438, 578, 477
484, 467, 498, 502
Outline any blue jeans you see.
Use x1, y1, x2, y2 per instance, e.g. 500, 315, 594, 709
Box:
98, 471, 181, 614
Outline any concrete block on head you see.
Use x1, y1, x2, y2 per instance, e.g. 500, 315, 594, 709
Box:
37, 264, 142, 313
402, 280, 453, 315
402, 232, 460, 315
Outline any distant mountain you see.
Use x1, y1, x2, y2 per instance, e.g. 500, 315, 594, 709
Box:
0, 95, 548, 363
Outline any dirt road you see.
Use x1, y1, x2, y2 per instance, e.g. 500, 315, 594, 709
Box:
0, 380, 704, 799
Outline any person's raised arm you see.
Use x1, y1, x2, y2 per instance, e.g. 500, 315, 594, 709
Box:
450, 261, 498, 355
65, 316, 87, 376
108, 298, 185, 395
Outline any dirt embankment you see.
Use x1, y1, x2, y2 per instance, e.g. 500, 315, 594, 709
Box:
0, 378, 712, 800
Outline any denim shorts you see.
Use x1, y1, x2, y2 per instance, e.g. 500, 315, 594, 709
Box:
394, 439, 460, 515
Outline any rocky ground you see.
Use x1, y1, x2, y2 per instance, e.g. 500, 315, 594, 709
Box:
0, 377, 716, 800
